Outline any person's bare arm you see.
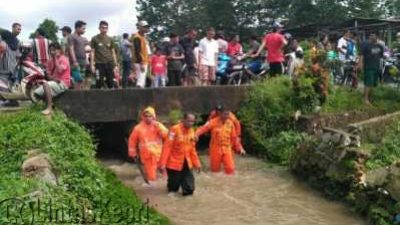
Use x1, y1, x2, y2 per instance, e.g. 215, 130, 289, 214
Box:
112, 48, 118, 68
254, 40, 266, 57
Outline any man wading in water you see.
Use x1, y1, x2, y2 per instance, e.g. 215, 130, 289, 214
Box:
159, 113, 201, 196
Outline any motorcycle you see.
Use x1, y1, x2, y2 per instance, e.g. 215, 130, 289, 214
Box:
0, 42, 46, 102
216, 53, 232, 85
381, 53, 400, 87
227, 55, 269, 86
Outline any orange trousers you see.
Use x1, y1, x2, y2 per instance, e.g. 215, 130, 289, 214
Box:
141, 153, 159, 181
210, 151, 235, 175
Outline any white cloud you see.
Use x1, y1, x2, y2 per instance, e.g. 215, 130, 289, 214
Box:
0, 0, 138, 41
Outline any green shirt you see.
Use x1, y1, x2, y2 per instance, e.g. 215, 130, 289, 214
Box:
90, 34, 115, 65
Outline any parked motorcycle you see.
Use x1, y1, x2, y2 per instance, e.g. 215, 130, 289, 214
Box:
216, 53, 232, 85
0, 42, 46, 102
227, 55, 269, 86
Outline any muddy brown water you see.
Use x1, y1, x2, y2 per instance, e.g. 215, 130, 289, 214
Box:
102, 155, 367, 225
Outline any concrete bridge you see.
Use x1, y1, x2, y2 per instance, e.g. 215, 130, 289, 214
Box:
55, 86, 250, 123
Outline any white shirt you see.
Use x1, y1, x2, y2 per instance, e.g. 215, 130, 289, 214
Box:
199, 37, 219, 66
337, 37, 348, 61
217, 38, 228, 53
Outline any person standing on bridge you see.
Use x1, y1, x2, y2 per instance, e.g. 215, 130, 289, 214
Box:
196, 106, 246, 175
128, 107, 168, 184
159, 113, 201, 196
131, 21, 151, 88
90, 20, 119, 89
199, 27, 219, 86
253, 22, 287, 77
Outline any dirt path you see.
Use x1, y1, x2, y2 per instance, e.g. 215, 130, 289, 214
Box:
102, 156, 366, 225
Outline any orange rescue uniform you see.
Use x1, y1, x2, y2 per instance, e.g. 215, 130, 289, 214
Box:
208, 110, 243, 151
128, 120, 168, 181
196, 118, 240, 174
160, 123, 201, 171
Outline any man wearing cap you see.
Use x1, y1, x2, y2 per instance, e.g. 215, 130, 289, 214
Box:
128, 107, 168, 183
196, 106, 246, 175
254, 22, 287, 76
208, 105, 245, 153
68, 20, 90, 90
60, 26, 71, 55
131, 21, 150, 88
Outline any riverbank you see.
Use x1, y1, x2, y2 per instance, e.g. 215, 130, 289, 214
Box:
0, 107, 169, 225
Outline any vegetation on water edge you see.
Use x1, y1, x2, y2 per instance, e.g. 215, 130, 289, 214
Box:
0, 107, 169, 225
239, 76, 400, 166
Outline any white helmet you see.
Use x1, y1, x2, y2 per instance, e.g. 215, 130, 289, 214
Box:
397, 32, 400, 38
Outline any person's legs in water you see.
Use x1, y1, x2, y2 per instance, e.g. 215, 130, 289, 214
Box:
209, 150, 222, 173
181, 160, 195, 196
222, 152, 235, 175
167, 168, 182, 193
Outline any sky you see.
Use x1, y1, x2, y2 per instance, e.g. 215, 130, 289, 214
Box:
0, 0, 137, 41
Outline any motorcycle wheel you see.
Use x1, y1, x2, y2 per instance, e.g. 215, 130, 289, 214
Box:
228, 71, 249, 86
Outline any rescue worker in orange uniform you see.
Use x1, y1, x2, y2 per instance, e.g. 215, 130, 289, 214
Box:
159, 113, 201, 196
196, 106, 246, 175
128, 107, 168, 182
208, 104, 245, 152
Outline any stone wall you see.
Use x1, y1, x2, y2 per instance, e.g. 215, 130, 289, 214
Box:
55, 86, 250, 123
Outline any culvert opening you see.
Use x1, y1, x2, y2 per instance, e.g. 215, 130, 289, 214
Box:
85, 117, 211, 161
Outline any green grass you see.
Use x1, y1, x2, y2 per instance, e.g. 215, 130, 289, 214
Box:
0, 107, 170, 225
322, 85, 400, 113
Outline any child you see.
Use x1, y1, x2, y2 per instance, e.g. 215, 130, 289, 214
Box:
150, 48, 168, 87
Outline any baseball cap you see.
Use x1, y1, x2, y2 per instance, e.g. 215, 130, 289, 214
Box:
60, 26, 72, 33
272, 21, 284, 29
137, 21, 150, 27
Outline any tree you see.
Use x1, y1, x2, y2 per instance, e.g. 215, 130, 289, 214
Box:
29, 19, 58, 43
136, 0, 281, 40
136, 0, 394, 40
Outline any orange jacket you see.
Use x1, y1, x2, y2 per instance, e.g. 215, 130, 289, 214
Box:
196, 118, 240, 154
159, 123, 201, 171
208, 111, 241, 137
130, 33, 150, 65
128, 121, 168, 160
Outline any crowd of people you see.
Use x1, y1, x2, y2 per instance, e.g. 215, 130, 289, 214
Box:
2, 19, 400, 113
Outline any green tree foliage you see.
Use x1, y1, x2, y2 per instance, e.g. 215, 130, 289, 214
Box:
137, 0, 397, 38
29, 18, 58, 43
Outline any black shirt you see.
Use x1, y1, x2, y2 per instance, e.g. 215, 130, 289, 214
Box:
180, 36, 195, 66
361, 41, 384, 70
167, 42, 184, 71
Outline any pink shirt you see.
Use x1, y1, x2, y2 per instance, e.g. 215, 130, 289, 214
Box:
263, 33, 285, 63
227, 42, 243, 57
151, 55, 167, 75
47, 55, 71, 88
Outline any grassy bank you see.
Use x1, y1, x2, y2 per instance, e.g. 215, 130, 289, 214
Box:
238, 76, 400, 166
0, 107, 169, 225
